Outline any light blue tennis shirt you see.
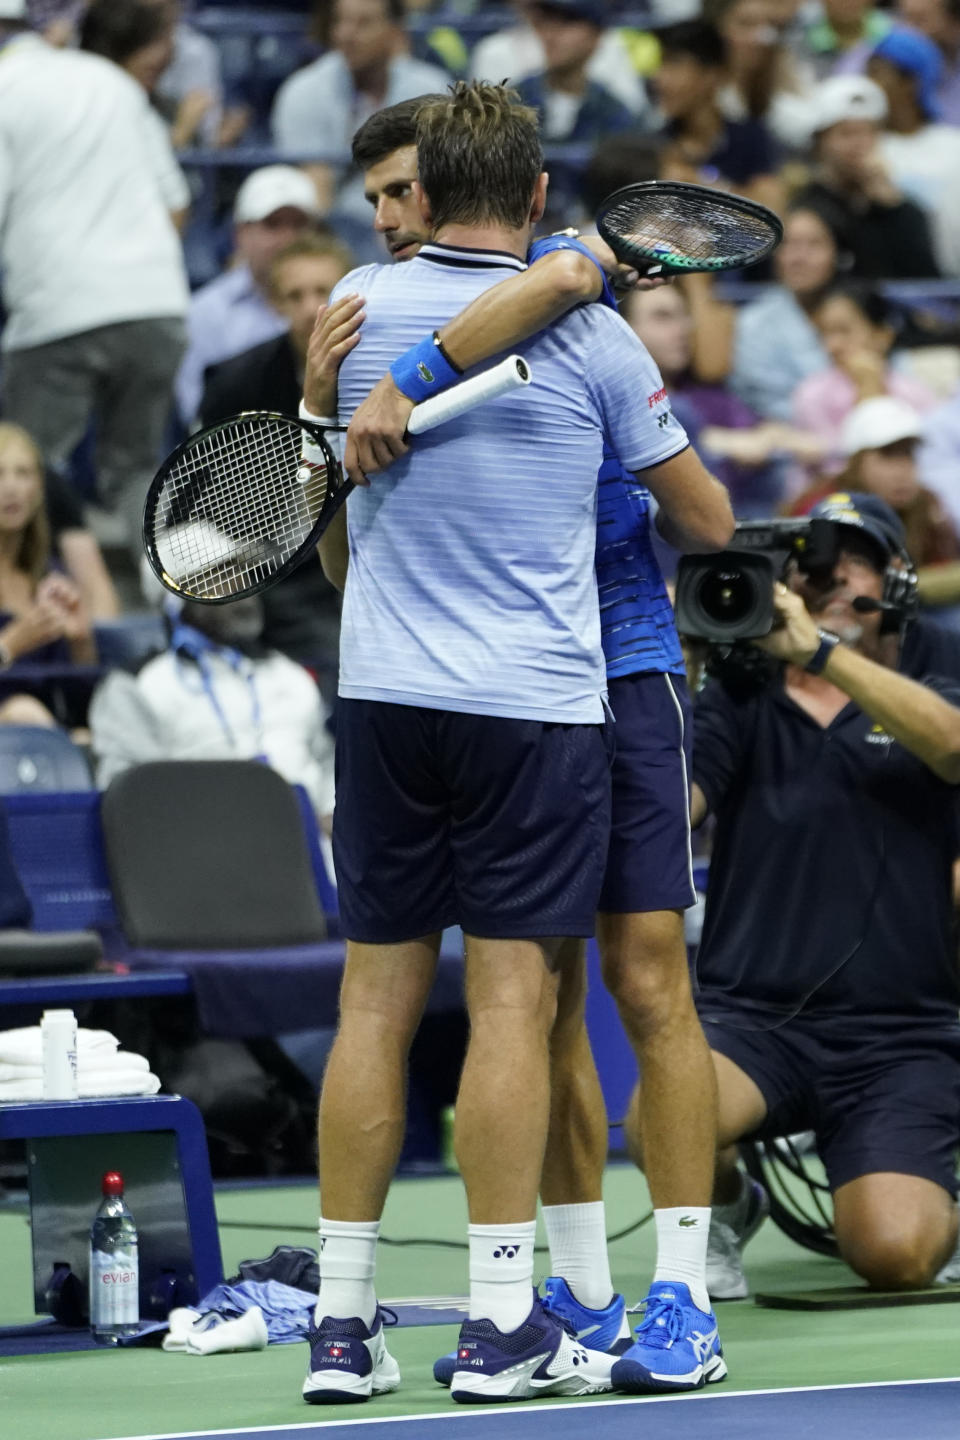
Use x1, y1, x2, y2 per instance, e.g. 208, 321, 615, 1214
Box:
331, 243, 688, 725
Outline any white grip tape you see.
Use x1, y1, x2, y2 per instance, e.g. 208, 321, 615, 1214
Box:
406, 355, 532, 436
298, 400, 337, 482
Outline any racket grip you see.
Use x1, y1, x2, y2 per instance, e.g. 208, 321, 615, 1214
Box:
406, 355, 532, 436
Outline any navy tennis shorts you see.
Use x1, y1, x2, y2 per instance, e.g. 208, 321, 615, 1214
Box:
333, 699, 612, 944
598, 671, 696, 914
699, 1001, 960, 1196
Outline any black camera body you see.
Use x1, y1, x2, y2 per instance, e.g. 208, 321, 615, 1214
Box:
675, 518, 842, 643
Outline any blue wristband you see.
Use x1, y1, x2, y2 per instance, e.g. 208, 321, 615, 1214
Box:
527, 233, 619, 312
390, 333, 462, 405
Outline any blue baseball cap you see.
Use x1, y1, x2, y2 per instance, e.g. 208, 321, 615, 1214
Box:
531, 0, 607, 24
872, 26, 943, 120
809, 491, 907, 563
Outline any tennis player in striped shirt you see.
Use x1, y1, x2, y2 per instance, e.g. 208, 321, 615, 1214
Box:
302, 83, 733, 1407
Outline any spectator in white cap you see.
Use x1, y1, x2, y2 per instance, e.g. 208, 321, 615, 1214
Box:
792, 74, 940, 277
0, 0, 189, 557
793, 395, 960, 578
174, 165, 320, 428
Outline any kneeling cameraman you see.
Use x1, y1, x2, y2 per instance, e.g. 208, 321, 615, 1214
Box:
637, 493, 960, 1298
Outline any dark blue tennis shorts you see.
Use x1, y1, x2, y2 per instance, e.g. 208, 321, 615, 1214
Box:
333, 699, 613, 944
599, 671, 696, 914
699, 1001, 960, 1195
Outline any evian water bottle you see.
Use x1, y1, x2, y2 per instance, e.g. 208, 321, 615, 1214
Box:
89, 1172, 139, 1343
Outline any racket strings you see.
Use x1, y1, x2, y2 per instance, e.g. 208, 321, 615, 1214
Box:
150, 418, 334, 601
603, 191, 778, 268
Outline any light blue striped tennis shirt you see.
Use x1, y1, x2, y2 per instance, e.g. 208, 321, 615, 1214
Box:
332, 242, 688, 724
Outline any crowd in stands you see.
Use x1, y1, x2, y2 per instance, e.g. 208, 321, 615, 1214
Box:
1, 0, 960, 854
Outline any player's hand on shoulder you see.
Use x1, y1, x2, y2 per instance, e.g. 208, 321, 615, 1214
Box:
344, 374, 413, 487
303, 294, 365, 416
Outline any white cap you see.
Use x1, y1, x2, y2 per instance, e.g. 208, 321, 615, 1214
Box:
841, 397, 924, 456
809, 75, 888, 134
233, 165, 319, 225
0, 0, 26, 17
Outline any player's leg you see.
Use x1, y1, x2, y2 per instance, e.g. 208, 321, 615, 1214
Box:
538, 938, 626, 1339
305, 699, 456, 1404
446, 710, 616, 1403
618, 1021, 785, 1359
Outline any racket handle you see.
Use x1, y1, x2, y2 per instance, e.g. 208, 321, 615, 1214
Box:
406, 354, 532, 436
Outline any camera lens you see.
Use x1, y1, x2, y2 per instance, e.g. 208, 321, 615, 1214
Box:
696, 567, 756, 626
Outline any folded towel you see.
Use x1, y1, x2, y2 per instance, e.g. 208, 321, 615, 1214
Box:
0, 1027, 119, 1066
0, 1052, 150, 1083
0, 1071, 161, 1101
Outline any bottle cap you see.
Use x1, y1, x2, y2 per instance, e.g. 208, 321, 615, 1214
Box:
101, 1172, 124, 1197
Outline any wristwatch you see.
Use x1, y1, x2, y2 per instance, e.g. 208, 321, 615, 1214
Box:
804, 628, 839, 675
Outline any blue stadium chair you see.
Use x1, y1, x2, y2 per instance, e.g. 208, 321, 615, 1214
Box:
93, 615, 166, 670
0, 727, 93, 796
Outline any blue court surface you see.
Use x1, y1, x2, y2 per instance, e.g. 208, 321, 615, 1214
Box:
119, 1378, 960, 1440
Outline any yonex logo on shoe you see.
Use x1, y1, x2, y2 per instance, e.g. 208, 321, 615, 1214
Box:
492, 1245, 521, 1259
678, 1216, 700, 1228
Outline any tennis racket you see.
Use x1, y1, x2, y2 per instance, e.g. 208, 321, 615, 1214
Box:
596, 180, 783, 278
143, 354, 532, 604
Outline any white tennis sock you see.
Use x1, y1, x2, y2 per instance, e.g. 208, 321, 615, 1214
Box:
468, 1221, 537, 1333
652, 1207, 711, 1314
541, 1201, 615, 1311
315, 1217, 379, 1329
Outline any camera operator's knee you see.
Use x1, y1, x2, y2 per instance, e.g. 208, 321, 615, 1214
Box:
834, 1173, 956, 1290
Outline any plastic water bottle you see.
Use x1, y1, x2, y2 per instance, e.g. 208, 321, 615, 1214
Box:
89, 1172, 140, 1343
41, 1009, 78, 1100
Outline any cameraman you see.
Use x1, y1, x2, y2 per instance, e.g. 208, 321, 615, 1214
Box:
658, 493, 960, 1297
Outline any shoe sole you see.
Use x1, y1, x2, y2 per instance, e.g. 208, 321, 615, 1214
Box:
451, 1372, 612, 1404
303, 1366, 401, 1404
613, 1351, 728, 1395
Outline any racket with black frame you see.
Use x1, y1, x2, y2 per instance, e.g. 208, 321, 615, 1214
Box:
143, 355, 532, 605
596, 180, 783, 278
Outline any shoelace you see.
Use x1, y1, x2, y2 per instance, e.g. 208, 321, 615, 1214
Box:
632, 1292, 684, 1351
379, 1306, 399, 1328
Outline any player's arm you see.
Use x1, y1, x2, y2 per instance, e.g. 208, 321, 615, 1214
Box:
302, 294, 367, 589
343, 237, 642, 482
757, 583, 960, 783
641, 447, 735, 555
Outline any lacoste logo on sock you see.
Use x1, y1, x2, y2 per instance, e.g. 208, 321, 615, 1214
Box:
678, 1216, 700, 1228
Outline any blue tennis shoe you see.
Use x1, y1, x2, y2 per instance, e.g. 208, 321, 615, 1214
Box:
611, 1281, 727, 1394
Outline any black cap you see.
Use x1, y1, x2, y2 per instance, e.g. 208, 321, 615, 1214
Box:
808, 491, 907, 565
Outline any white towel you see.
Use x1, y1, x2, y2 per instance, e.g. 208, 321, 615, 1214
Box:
0, 1052, 150, 1083
0, 1027, 119, 1066
0, 1071, 161, 1100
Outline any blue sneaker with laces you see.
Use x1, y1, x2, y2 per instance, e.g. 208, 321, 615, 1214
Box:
541, 1276, 630, 1352
449, 1291, 615, 1403
611, 1281, 727, 1394
302, 1307, 401, 1404
433, 1277, 628, 1387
